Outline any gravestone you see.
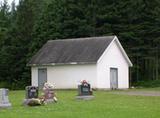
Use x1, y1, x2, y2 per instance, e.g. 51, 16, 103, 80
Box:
78, 84, 92, 96
25, 86, 38, 99
42, 83, 57, 103
76, 80, 94, 100
23, 86, 40, 106
43, 88, 54, 102
0, 88, 11, 108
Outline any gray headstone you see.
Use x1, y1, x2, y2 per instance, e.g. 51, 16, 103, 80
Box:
0, 88, 11, 108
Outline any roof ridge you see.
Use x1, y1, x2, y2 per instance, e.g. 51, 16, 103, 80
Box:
47, 35, 116, 42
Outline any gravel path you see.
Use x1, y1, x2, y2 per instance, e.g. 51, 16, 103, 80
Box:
112, 91, 160, 96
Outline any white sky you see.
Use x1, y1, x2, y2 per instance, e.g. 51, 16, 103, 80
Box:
0, 0, 19, 6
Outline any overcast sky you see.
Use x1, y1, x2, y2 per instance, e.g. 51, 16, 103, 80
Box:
0, 0, 19, 6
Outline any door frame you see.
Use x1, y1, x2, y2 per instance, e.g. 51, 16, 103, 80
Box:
38, 68, 47, 89
110, 67, 118, 89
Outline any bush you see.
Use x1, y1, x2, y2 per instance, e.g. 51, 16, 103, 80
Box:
133, 79, 160, 88
0, 80, 29, 90
0, 81, 10, 88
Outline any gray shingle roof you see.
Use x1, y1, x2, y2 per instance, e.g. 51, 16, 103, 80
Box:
28, 36, 115, 66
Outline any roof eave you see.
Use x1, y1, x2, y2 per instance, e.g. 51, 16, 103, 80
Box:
27, 62, 96, 66
114, 36, 133, 67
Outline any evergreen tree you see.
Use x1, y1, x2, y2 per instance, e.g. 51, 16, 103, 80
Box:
0, 0, 10, 85
0, 0, 159, 89
31, 0, 92, 54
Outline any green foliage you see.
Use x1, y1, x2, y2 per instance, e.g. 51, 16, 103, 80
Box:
133, 79, 160, 88
0, 0, 46, 89
31, 0, 92, 53
0, 0, 160, 89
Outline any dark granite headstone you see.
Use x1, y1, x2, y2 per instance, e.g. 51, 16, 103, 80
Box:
78, 84, 92, 96
76, 80, 94, 100
25, 86, 38, 99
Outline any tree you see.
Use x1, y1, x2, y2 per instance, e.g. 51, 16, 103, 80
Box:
31, 0, 91, 54
0, 0, 159, 89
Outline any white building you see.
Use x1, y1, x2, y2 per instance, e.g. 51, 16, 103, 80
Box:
28, 36, 133, 89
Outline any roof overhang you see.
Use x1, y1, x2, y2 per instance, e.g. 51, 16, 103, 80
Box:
114, 36, 133, 67
27, 62, 96, 67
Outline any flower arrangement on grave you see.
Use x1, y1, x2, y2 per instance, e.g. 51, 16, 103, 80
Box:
80, 80, 89, 86
43, 83, 54, 90
42, 82, 58, 103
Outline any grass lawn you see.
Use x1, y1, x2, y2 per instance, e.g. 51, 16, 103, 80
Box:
0, 89, 160, 118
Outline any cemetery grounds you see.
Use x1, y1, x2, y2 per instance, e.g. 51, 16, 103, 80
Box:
0, 88, 160, 118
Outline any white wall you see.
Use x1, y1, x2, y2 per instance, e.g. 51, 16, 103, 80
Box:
31, 67, 38, 86
97, 39, 129, 89
31, 64, 97, 89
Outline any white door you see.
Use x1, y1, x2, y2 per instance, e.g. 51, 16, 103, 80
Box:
38, 68, 47, 89
110, 68, 118, 89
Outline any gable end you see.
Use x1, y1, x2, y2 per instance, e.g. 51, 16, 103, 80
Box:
97, 36, 133, 67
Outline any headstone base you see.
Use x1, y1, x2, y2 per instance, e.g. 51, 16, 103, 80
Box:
23, 98, 42, 106
45, 99, 54, 103
0, 103, 11, 108
76, 95, 94, 100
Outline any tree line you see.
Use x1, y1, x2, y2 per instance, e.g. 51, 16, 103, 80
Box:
0, 0, 159, 89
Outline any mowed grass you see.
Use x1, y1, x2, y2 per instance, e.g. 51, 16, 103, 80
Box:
0, 90, 160, 118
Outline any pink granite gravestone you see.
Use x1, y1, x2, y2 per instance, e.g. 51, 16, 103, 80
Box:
43, 83, 57, 103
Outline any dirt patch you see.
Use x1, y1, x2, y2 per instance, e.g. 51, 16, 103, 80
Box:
112, 91, 160, 96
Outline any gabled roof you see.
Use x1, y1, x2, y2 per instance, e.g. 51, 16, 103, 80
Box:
97, 36, 133, 67
28, 36, 115, 66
